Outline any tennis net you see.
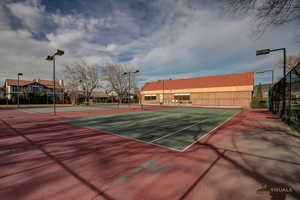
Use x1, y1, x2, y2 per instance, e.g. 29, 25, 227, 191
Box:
140, 104, 242, 111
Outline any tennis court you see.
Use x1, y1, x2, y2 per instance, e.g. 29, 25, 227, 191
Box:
62, 107, 240, 151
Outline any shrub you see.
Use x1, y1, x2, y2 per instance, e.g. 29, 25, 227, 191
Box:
251, 97, 268, 108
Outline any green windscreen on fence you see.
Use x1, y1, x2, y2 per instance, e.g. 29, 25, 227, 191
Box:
270, 62, 300, 131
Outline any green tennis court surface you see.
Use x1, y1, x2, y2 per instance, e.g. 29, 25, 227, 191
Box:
18, 104, 139, 113
62, 108, 240, 151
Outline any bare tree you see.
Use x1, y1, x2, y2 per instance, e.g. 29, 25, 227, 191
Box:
100, 63, 140, 103
276, 54, 300, 72
220, 0, 300, 36
64, 60, 100, 104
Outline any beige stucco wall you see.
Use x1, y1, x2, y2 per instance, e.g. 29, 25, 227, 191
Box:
141, 85, 253, 95
140, 85, 253, 107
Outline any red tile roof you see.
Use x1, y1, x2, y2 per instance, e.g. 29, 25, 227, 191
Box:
5, 79, 63, 89
141, 72, 254, 91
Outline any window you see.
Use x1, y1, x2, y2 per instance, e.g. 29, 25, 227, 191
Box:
174, 94, 190, 101
25, 85, 32, 91
12, 86, 21, 92
144, 95, 156, 101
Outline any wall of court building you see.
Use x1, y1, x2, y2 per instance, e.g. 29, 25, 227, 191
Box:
141, 89, 253, 107
140, 72, 254, 107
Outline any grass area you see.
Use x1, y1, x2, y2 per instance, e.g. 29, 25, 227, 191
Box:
62, 108, 239, 151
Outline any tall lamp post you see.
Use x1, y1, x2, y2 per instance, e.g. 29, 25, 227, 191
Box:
121, 69, 139, 108
17, 72, 23, 108
162, 80, 165, 104
157, 80, 165, 104
45, 49, 64, 115
158, 78, 172, 104
256, 48, 286, 117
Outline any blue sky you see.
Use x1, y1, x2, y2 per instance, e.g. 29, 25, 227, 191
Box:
0, 0, 299, 87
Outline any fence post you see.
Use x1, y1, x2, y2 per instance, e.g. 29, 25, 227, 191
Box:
289, 70, 292, 120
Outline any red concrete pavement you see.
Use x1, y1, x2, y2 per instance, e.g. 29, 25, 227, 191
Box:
0, 108, 299, 200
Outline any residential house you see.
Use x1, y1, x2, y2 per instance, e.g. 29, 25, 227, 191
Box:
4, 79, 64, 102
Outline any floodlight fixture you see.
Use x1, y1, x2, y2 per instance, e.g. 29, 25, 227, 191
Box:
256, 49, 271, 56
45, 55, 54, 61
132, 69, 140, 73
55, 49, 64, 56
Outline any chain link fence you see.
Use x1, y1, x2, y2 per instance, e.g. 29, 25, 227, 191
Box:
270, 62, 300, 131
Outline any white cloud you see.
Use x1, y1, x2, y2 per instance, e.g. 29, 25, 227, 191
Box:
0, 0, 299, 87
46, 29, 85, 49
0, 29, 53, 82
6, 0, 44, 32
0, 4, 10, 30
132, 11, 254, 73
0, 1, 120, 84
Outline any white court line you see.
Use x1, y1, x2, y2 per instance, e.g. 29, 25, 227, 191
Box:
61, 109, 242, 152
180, 110, 242, 152
150, 110, 231, 144
150, 119, 208, 143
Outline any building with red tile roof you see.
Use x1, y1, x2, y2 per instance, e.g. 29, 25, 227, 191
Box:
3, 79, 64, 100
140, 72, 254, 107
5, 79, 63, 89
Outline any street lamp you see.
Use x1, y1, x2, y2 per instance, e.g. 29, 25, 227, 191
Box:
255, 69, 274, 85
256, 48, 286, 117
121, 69, 139, 107
158, 78, 172, 105
17, 72, 23, 108
45, 49, 64, 115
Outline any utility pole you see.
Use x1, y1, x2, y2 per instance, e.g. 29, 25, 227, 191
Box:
45, 49, 64, 115
17, 73, 23, 108
256, 48, 286, 117
121, 69, 139, 108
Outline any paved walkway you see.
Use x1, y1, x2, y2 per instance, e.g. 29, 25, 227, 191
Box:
0, 109, 299, 200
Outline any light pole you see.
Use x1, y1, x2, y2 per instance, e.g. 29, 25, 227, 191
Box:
121, 69, 139, 108
163, 80, 164, 104
45, 49, 64, 115
158, 80, 165, 104
256, 48, 286, 117
158, 78, 172, 105
17, 73, 23, 108
255, 69, 274, 85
